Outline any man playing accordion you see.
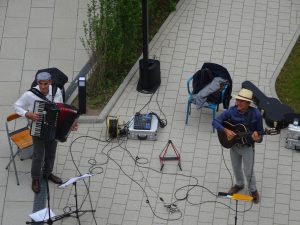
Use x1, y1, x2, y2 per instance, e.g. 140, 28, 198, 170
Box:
14, 72, 77, 193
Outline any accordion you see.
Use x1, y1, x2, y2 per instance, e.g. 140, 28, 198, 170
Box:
30, 101, 80, 142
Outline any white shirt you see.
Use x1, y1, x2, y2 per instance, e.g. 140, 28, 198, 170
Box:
14, 85, 63, 117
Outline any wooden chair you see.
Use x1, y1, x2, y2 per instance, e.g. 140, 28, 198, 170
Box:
5, 113, 33, 185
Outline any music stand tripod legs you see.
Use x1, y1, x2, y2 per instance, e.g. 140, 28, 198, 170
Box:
27, 181, 95, 225
63, 181, 96, 224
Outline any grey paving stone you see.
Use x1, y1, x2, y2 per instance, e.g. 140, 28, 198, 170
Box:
0, 37, 26, 59
23, 49, 50, 70
26, 28, 52, 49
0, 59, 23, 81
29, 7, 54, 27
6, 0, 30, 18
3, 17, 28, 37
31, 0, 55, 8
50, 38, 75, 60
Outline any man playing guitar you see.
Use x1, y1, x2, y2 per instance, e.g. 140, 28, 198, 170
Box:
212, 88, 263, 204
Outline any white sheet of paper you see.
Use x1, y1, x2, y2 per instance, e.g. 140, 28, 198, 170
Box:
59, 173, 93, 188
29, 208, 55, 222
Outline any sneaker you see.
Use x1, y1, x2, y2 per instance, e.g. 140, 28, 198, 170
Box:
251, 190, 260, 204
228, 184, 244, 195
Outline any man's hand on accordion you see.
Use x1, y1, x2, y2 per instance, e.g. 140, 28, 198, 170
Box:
71, 122, 78, 131
25, 112, 39, 122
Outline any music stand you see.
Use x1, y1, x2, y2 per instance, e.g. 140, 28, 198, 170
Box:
27, 173, 95, 225
57, 173, 96, 224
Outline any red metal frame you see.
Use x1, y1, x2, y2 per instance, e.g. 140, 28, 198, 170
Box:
159, 140, 182, 171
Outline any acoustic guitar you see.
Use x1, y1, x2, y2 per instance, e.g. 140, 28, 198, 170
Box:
217, 121, 279, 148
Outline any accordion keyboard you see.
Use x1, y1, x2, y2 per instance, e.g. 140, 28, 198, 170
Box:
30, 101, 46, 137
30, 100, 58, 141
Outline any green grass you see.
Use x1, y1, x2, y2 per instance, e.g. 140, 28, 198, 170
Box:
276, 36, 300, 114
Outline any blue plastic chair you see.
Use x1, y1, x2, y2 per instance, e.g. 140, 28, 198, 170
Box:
185, 76, 229, 132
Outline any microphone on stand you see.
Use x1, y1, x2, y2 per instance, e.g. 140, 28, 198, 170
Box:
218, 192, 253, 202
218, 192, 229, 196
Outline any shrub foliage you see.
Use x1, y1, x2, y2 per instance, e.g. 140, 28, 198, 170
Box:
82, 0, 177, 108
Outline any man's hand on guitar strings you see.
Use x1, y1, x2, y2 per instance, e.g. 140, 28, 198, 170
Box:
251, 131, 260, 142
224, 128, 236, 141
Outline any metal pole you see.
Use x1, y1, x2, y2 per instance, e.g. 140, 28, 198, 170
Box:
142, 0, 149, 61
78, 76, 86, 114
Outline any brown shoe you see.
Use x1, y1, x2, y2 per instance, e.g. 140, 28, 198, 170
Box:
251, 190, 260, 204
32, 179, 40, 193
47, 174, 63, 184
228, 184, 244, 195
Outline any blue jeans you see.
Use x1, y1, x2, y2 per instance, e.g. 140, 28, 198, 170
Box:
230, 144, 257, 192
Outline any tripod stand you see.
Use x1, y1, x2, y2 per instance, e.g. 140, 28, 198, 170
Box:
60, 181, 96, 224
28, 175, 95, 225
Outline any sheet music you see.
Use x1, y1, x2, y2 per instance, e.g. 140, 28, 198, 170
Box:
29, 208, 55, 222
59, 173, 93, 188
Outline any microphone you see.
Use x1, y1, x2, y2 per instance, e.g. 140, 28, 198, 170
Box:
218, 192, 253, 202
218, 192, 230, 196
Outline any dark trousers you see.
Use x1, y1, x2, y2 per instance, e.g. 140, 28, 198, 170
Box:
31, 136, 58, 179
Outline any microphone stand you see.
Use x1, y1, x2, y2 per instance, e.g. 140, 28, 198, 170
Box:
218, 192, 253, 225
234, 199, 238, 225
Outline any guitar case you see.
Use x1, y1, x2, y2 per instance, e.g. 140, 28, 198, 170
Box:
284, 113, 300, 125
242, 81, 294, 129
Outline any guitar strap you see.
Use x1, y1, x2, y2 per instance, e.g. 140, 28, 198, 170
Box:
246, 107, 254, 147
246, 107, 253, 128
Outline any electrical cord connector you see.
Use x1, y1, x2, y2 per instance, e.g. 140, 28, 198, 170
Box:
149, 112, 167, 128
164, 204, 179, 213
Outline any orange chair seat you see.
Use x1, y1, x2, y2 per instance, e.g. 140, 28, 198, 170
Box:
10, 128, 33, 150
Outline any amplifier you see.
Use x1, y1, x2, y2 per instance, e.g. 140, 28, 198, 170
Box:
128, 115, 158, 141
285, 124, 300, 150
286, 138, 300, 150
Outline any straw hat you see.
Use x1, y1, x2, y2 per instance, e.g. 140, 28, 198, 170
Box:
232, 88, 253, 103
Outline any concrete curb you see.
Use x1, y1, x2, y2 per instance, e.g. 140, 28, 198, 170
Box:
270, 25, 300, 98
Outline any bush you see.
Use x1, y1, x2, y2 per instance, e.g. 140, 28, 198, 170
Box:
81, 0, 177, 108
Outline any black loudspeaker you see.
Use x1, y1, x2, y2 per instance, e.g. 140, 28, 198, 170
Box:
137, 59, 161, 94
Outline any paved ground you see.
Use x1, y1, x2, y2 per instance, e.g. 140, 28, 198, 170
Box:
1, 0, 300, 224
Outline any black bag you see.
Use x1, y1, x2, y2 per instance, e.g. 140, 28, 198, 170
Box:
200, 63, 233, 109
192, 66, 231, 108
31, 68, 68, 102
192, 68, 213, 95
